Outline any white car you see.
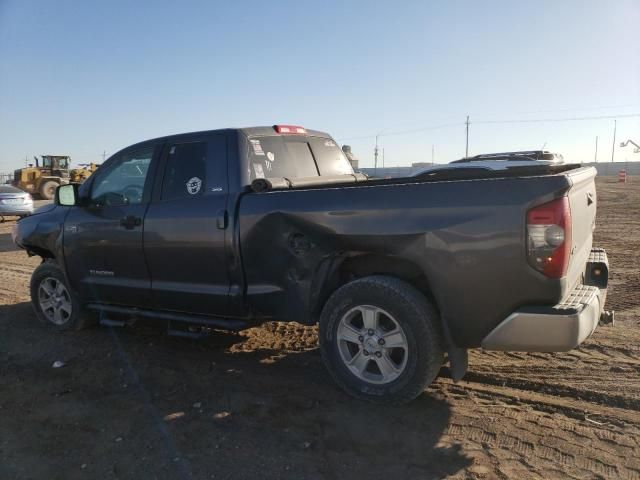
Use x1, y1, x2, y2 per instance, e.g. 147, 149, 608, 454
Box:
415, 150, 565, 176
0, 185, 34, 219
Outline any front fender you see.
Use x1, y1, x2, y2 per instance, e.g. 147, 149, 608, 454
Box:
13, 205, 69, 263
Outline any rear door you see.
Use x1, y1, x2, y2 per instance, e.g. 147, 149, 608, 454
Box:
144, 134, 233, 315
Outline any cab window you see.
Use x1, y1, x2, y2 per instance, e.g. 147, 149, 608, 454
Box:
91, 147, 153, 206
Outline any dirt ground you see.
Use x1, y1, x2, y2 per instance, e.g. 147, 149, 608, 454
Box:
1, 178, 639, 480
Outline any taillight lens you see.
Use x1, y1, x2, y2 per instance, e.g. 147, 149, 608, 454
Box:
526, 197, 572, 278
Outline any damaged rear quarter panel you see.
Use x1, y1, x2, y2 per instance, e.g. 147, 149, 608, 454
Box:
238, 175, 571, 347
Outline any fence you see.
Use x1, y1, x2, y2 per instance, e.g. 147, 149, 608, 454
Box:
0, 172, 13, 185
582, 162, 640, 176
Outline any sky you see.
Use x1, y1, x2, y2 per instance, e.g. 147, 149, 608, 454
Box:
0, 0, 639, 172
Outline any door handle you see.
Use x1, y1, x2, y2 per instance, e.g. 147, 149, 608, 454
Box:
120, 215, 142, 230
216, 209, 228, 229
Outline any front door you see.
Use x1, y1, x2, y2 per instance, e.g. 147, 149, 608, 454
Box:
64, 144, 158, 307
143, 134, 232, 315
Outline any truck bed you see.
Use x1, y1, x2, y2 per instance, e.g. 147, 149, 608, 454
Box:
238, 165, 597, 348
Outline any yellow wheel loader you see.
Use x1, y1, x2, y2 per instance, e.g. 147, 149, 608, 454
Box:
13, 156, 99, 200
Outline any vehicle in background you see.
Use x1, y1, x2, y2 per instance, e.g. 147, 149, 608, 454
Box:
341, 144, 359, 170
13, 155, 100, 200
70, 163, 100, 183
413, 150, 565, 178
13, 127, 611, 404
0, 185, 33, 220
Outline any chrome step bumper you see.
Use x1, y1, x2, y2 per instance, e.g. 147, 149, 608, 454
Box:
481, 248, 609, 352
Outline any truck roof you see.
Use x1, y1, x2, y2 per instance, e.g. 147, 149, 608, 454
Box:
130, 126, 331, 147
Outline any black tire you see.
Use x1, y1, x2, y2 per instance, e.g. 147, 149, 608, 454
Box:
39, 180, 58, 200
30, 261, 97, 331
319, 275, 444, 405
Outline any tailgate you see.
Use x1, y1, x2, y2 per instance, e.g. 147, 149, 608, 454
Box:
565, 167, 598, 291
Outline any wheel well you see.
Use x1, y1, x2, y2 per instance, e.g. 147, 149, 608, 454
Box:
312, 254, 438, 321
27, 247, 55, 260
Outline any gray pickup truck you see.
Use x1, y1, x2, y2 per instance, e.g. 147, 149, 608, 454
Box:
13, 125, 611, 404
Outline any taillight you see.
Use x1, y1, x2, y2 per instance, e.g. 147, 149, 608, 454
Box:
526, 196, 572, 278
273, 125, 307, 134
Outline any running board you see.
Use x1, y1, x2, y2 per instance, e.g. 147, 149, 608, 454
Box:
86, 304, 247, 331
99, 318, 127, 328
167, 324, 210, 339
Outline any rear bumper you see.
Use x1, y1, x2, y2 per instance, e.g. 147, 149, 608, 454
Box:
481, 248, 609, 352
0, 203, 34, 216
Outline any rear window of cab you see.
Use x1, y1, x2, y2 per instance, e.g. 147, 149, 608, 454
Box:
247, 136, 353, 181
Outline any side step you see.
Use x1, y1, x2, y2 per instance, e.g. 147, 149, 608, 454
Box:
585, 247, 609, 289
99, 318, 127, 328
87, 303, 247, 331
167, 323, 210, 339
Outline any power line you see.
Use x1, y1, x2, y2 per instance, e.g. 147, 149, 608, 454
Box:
337, 112, 640, 142
337, 122, 463, 141
474, 112, 640, 125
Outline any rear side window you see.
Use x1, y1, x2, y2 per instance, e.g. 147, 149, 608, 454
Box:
247, 136, 353, 181
161, 142, 207, 200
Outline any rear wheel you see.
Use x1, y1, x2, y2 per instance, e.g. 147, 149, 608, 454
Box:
39, 180, 58, 200
30, 261, 96, 331
319, 275, 444, 404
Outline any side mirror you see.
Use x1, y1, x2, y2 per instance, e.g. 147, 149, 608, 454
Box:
55, 184, 79, 206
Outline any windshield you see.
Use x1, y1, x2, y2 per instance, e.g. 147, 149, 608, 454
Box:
41, 157, 69, 168
247, 135, 353, 181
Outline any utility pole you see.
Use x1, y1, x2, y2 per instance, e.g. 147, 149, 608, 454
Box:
611, 120, 617, 163
382, 148, 385, 168
102, 150, 107, 162
594, 136, 598, 162
374, 134, 379, 172
432, 144, 435, 165
465, 115, 470, 157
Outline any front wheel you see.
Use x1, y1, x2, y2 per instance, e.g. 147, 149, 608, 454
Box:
30, 261, 96, 331
319, 275, 444, 404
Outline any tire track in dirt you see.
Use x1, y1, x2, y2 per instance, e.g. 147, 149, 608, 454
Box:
462, 370, 640, 411
439, 380, 640, 479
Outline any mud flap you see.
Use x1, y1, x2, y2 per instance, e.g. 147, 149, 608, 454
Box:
442, 318, 468, 381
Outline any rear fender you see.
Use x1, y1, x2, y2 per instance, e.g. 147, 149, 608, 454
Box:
312, 253, 468, 380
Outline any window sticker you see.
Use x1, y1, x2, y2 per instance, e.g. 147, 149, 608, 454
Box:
186, 177, 202, 195
266, 151, 275, 162
250, 139, 265, 156
253, 163, 265, 179
324, 139, 336, 147
170, 146, 176, 154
